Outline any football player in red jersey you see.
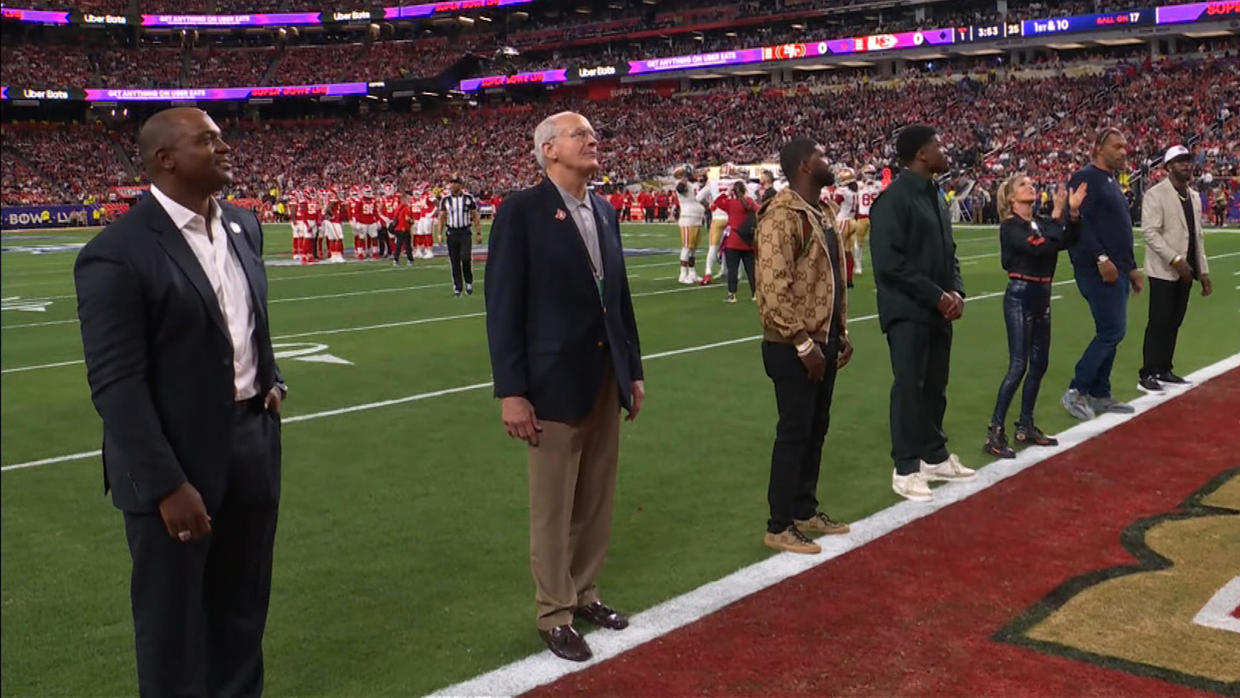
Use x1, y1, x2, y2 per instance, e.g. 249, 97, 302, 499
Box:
290, 191, 305, 261
353, 187, 380, 260
377, 184, 400, 259
303, 191, 324, 262
324, 189, 348, 263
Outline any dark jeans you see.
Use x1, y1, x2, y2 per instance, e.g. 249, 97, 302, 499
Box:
886, 320, 951, 475
1141, 277, 1192, 378
724, 248, 756, 295
447, 229, 474, 291
124, 401, 281, 697
763, 337, 839, 533
392, 232, 413, 262
1071, 267, 1129, 398
991, 279, 1052, 427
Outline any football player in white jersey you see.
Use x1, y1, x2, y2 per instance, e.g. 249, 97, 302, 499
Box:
673, 165, 707, 284
854, 164, 881, 276
701, 166, 745, 285
833, 167, 859, 287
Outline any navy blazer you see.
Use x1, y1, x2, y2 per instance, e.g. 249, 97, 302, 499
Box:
74, 194, 283, 514
485, 178, 643, 422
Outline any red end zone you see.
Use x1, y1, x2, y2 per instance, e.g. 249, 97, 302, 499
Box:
530, 369, 1240, 697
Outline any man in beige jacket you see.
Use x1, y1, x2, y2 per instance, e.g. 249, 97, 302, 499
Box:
1138, 145, 1213, 393
754, 137, 854, 555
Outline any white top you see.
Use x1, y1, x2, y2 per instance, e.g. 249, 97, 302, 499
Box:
857, 181, 882, 216
704, 178, 741, 221
675, 181, 707, 222
150, 184, 259, 401
835, 187, 858, 221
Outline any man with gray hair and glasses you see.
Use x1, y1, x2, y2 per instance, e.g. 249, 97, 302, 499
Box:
484, 111, 645, 662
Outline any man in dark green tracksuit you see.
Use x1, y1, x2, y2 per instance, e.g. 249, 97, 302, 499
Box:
869, 124, 976, 503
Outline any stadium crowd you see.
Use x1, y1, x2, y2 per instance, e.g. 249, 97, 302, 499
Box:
1, 0, 1169, 92
2, 51, 1237, 217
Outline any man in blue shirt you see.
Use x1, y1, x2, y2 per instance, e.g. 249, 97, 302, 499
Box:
1061, 128, 1145, 420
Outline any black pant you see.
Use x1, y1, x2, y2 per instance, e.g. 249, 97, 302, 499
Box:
886, 320, 951, 474
1141, 277, 1192, 378
991, 279, 1052, 427
447, 229, 474, 292
378, 223, 392, 256
724, 248, 755, 295
392, 232, 413, 262
124, 401, 281, 697
763, 337, 840, 533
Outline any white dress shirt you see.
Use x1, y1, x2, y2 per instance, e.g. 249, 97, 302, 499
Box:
150, 185, 259, 401
552, 181, 603, 281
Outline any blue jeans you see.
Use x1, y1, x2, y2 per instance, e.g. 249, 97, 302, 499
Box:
991, 279, 1051, 427
1071, 267, 1129, 398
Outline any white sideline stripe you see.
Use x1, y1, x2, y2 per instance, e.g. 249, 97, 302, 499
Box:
282, 382, 495, 423
432, 352, 1240, 698
0, 359, 85, 374
2, 318, 78, 329
0, 449, 103, 471
270, 282, 447, 303
0, 285, 1016, 470
1192, 575, 1240, 634
271, 312, 488, 340
0, 285, 716, 373
0, 259, 680, 332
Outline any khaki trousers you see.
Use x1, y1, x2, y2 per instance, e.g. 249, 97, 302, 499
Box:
527, 366, 620, 630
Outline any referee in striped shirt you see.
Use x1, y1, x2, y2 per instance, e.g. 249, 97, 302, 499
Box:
437, 178, 482, 296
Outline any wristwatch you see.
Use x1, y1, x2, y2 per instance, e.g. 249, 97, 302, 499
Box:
275, 382, 288, 399
1096, 254, 1110, 265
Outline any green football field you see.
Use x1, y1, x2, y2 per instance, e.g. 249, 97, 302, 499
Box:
2, 221, 1238, 696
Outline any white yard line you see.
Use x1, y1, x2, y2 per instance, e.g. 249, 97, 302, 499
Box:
432, 352, 1240, 698
0, 284, 716, 374
0, 285, 1014, 471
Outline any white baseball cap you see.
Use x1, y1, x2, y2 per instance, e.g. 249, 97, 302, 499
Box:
1163, 145, 1191, 165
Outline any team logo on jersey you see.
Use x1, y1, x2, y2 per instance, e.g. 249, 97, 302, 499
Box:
996, 469, 1240, 693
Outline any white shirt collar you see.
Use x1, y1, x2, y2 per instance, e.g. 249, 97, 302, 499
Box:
150, 184, 220, 234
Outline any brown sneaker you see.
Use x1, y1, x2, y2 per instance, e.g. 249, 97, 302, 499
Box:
764, 525, 822, 554
795, 511, 850, 535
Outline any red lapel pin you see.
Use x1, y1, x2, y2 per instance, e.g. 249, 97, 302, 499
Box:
555, 209, 567, 221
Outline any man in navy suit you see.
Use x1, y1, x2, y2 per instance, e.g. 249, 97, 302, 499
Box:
485, 111, 645, 662
75, 108, 285, 696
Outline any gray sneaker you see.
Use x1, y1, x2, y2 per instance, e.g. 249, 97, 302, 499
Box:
1060, 388, 1096, 420
1090, 395, 1135, 414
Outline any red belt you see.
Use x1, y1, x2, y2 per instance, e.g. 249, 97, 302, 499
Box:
857, 214, 869, 220
1009, 273, 1052, 284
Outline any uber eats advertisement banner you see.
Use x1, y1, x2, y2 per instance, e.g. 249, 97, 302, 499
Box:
1, 204, 102, 230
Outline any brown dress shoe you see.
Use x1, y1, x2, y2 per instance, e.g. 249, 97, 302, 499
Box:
538, 625, 592, 662
574, 601, 629, 630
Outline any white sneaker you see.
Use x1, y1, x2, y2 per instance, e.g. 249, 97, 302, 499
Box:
686, 270, 701, 284
678, 266, 688, 284
893, 470, 933, 502
920, 453, 976, 482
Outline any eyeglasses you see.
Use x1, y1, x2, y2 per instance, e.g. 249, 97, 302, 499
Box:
558, 127, 597, 141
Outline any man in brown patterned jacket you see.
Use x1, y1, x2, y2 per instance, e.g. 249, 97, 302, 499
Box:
755, 137, 854, 555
